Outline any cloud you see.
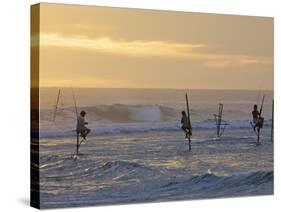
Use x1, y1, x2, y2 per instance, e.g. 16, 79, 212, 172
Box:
40, 33, 205, 58
40, 77, 119, 88
39, 33, 273, 68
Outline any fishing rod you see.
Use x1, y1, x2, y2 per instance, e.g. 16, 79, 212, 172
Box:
71, 88, 81, 156
259, 95, 265, 116
71, 88, 78, 118
53, 88, 61, 122
185, 93, 191, 128
256, 88, 261, 106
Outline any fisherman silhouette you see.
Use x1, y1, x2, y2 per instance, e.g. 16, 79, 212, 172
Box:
181, 111, 192, 138
252, 104, 263, 132
76, 110, 91, 140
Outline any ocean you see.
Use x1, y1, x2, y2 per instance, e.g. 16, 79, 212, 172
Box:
37, 88, 273, 208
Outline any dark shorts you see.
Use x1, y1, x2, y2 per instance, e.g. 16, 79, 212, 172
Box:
77, 126, 91, 134
181, 126, 192, 135
253, 117, 264, 128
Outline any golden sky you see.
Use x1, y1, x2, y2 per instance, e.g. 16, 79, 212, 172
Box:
37, 3, 274, 90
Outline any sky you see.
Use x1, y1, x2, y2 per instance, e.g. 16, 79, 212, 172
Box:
37, 3, 274, 90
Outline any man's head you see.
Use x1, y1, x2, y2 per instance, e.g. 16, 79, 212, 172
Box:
253, 104, 258, 110
80, 110, 86, 117
181, 111, 186, 116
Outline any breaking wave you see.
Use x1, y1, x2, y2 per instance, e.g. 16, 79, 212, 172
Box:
158, 170, 273, 197
40, 119, 272, 138
41, 104, 178, 123
39, 104, 272, 138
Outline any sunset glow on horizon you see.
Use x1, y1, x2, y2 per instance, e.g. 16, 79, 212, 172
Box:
38, 3, 274, 90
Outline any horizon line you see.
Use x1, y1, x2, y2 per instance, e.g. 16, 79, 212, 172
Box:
39, 86, 274, 92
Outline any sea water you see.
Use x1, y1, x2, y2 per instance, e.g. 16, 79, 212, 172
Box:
37, 88, 273, 208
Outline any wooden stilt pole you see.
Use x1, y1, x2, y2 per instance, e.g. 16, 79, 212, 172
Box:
216, 105, 220, 137
256, 95, 265, 146
214, 103, 225, 138
72, 88, 80, 155
218, 104, 223, 137
257, 128, 260, 146
185, 93, 192, 151
188, 135, 191, 151
76, 132, 79, 155
271, 99, 274, 142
